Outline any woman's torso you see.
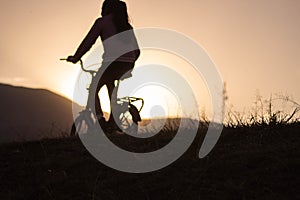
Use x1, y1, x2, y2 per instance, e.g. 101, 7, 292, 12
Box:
98, 14, 138, 63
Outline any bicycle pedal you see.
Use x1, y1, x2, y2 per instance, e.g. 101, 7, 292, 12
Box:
111, 129, 124, 135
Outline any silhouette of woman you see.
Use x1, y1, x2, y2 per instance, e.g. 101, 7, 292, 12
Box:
67, 0, 140, 131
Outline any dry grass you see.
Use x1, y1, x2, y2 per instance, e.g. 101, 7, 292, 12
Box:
225, 94, 300, 128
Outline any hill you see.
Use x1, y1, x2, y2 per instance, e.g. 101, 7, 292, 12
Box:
0, 123, 299, 199
0, 84, 74, 143
0, 84, 199, 143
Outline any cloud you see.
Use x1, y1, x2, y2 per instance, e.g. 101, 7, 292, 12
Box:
0, 77, 38, 88
0, 77, 25, 83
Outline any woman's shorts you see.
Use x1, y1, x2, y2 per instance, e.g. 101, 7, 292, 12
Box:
102, 61, 134, 81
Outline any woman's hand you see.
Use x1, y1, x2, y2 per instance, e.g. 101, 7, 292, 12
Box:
67, 56, 79, 64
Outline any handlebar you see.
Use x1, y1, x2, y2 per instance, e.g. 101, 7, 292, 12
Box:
60, 58, 96, 75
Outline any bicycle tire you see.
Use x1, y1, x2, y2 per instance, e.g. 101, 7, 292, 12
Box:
115, 104, 139, 135
70, 117, 82, 136
129, 104, 142, 122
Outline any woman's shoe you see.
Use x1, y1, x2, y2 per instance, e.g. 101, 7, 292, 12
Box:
98, 117, 108, 132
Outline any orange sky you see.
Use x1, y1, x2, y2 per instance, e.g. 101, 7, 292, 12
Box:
0, 0, 299, 116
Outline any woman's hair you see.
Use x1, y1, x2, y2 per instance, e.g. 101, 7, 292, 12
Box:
102, 0, 132, 33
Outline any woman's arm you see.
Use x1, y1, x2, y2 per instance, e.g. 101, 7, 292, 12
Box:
68, 18, 102, 63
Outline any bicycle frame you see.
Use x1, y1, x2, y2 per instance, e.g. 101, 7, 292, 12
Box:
61, 58, 144, 135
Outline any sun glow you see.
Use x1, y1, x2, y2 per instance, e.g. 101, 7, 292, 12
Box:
59, 48, 212, 120
120, 84, 181, 119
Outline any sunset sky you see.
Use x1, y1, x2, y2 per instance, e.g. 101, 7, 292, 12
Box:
1, 0, 299, 117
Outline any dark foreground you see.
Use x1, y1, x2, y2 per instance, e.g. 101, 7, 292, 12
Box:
0, 123, 299, 200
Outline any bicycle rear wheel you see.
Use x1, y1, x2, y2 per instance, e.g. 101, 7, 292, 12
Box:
117, 104, 141, 135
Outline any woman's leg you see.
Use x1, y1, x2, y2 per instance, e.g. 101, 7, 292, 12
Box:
106, 79, 119, 128
94, 82, 106, 118
106, 80, 115, 109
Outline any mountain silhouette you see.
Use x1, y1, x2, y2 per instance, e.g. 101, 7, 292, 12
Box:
0, 84, 75, 143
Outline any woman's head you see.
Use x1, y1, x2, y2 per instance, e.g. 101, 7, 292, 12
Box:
101, 0, 131, 33
101, 0, 118, 16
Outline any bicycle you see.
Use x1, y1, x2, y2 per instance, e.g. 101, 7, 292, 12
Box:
61, 59, 144, 136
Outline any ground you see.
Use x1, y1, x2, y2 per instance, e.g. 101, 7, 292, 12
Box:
0, 123, 299, 200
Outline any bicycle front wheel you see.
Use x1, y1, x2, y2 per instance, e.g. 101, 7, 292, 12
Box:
70, 117, 82, 136
70, 113, 92, 136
